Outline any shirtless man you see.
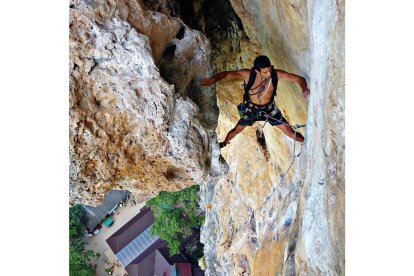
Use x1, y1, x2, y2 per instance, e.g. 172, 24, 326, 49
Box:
200, 55, 310, 148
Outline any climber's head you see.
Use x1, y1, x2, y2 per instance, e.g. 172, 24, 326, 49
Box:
254, 55, 272, 79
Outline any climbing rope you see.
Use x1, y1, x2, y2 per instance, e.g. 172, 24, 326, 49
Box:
261, 111, 306, 131
232, 122, 306, 213
224, 100, 306, 212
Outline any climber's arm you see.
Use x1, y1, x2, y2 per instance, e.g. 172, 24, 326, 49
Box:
200, 69, 250, 86
276, 69, 310, 99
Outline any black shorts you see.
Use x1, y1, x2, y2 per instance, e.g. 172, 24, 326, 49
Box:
237, 102, 288, 126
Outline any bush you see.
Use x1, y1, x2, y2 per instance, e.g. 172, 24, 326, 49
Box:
69, 204, 96, 275
69, 240, 95, 276
69, 204, 87, 239
146, 185, 204, 256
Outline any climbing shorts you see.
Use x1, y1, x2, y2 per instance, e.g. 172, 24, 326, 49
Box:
237, 102, 288, 126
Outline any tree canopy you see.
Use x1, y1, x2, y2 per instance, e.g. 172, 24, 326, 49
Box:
146, 185, 204, 256
69, 241, 96, 276
69, 204, 87, 239
69, 204, 96, 275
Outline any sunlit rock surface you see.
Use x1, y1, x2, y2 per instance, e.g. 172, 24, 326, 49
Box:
69, 0, 344, 275
69, 0, 219, 205
200, 0, 345, 275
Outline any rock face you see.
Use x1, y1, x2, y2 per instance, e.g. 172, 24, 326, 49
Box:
196, 0, 345, 275
69, 0, 344, 275
69, 0, 220, 205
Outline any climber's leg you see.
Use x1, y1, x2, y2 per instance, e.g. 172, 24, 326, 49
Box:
220, 123, 247, 148
275, 124, 304, 143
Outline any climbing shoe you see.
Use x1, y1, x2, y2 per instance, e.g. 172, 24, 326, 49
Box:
219, 141, 229, 148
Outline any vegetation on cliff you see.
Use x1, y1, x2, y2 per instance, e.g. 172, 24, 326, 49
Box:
146, 184, 205, 256
69, 204, 97, 276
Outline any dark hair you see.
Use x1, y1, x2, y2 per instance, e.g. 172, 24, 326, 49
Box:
253, 55, 271, 70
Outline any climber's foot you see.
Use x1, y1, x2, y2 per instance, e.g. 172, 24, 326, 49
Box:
219, 141, 229, 148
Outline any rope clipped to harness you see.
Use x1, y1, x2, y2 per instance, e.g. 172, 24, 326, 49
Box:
261, 112, 306, 130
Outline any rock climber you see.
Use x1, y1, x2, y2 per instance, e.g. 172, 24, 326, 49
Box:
200, 55, 310, 148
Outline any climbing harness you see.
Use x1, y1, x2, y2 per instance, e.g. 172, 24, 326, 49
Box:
240, 66, 286, 127
261, 111, 306, 130
237, 101, 279, 121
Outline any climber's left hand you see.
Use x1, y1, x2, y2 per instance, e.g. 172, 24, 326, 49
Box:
302, 88, 310, 99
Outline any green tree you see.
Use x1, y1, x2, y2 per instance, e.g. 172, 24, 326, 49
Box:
69, 204, 96, 275
69, 240, 95, 276
69, 204, 87, 239
146, 185, 205, 256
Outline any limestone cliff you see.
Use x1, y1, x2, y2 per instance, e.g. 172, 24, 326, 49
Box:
200, 0, 345, 275
69, 0, 222, 205
69, 0, 344, 275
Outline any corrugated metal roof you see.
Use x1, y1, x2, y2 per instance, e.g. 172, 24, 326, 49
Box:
83, 189, 130, 231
